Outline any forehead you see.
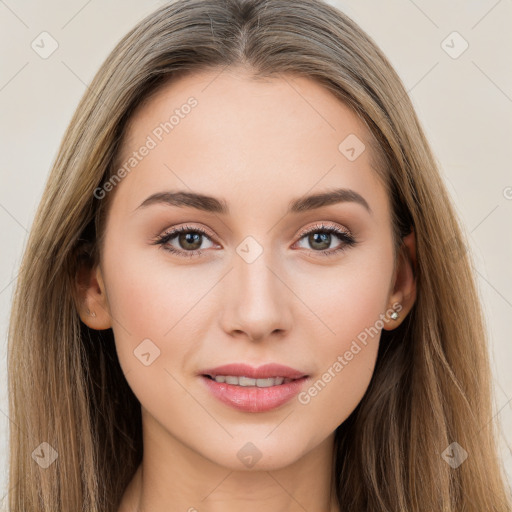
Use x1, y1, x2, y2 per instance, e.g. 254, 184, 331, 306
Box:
111, 67, 387, 215
121, 67, 371, 153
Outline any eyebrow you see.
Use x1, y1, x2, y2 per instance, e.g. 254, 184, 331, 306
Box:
135, 188, 372, 215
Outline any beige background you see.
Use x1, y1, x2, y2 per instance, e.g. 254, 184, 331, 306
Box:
1, 0, 511, 503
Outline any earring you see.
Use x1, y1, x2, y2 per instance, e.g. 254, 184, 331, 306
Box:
87, 308, 97, 318
390, 305, 400, 320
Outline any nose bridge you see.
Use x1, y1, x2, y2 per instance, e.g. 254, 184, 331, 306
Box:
220, 236, 292, 340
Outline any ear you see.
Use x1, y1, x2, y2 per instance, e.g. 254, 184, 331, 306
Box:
75, 262, 112, 330
383, 228, 417, 330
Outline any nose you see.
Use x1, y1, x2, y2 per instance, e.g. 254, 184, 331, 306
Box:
218, 247, 293, 342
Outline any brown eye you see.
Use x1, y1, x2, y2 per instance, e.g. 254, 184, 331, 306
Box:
306, 232, 332, 251
154, 225, 216, 258
176, 231, 203, 251
294, 223, 357, 256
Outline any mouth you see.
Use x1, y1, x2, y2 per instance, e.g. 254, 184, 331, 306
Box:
198, 363, 310, 412
199, 362, 308, 381
202, 374, 305, 387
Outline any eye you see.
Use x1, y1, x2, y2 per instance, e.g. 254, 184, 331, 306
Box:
293, 222, 357, 257
152, 224, 216, 258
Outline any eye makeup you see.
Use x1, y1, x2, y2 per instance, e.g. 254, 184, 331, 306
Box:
151, 221, 358, 259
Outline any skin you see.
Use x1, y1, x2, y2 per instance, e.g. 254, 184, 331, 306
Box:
78, 67, 416, 512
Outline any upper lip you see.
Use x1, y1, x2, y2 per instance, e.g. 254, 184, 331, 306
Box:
200, 363, 308, 380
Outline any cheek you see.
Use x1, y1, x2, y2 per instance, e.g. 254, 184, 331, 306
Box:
100, 239, 175, 368
103, 238, 201, 332
101, 248, 199, 422
296, 240, 393, 347
102, 237, 218, 379
292, 240, 393, 422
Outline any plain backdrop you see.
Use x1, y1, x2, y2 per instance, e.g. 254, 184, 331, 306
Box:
1, 0, 511, 503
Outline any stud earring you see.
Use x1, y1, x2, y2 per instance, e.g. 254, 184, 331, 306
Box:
87, 309, 97, 318
390, 305, 400, 320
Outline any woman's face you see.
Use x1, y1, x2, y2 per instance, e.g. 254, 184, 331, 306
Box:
82, 67, 414, 471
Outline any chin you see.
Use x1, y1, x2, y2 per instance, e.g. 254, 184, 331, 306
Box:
199, 437, 308, 472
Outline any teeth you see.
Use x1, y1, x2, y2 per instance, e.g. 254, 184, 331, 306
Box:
210, 375, 294, 387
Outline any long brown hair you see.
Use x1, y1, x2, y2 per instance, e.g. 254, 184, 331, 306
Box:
7, 0, 511, 510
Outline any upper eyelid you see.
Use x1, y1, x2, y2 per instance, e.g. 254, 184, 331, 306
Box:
296, 222, 352, 238
159, 223, 216, 240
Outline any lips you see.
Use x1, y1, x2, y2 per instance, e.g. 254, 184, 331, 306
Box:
200, 375, 309, 413
199, 362, 308, 380
198, 363, 310, 412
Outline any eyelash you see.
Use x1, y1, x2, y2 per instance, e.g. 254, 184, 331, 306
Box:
152, 222, 357, 259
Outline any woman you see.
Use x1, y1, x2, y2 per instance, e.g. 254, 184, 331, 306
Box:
6, 0, 512, 510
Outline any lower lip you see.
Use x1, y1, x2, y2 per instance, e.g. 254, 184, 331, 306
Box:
200, 375, 308, 412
